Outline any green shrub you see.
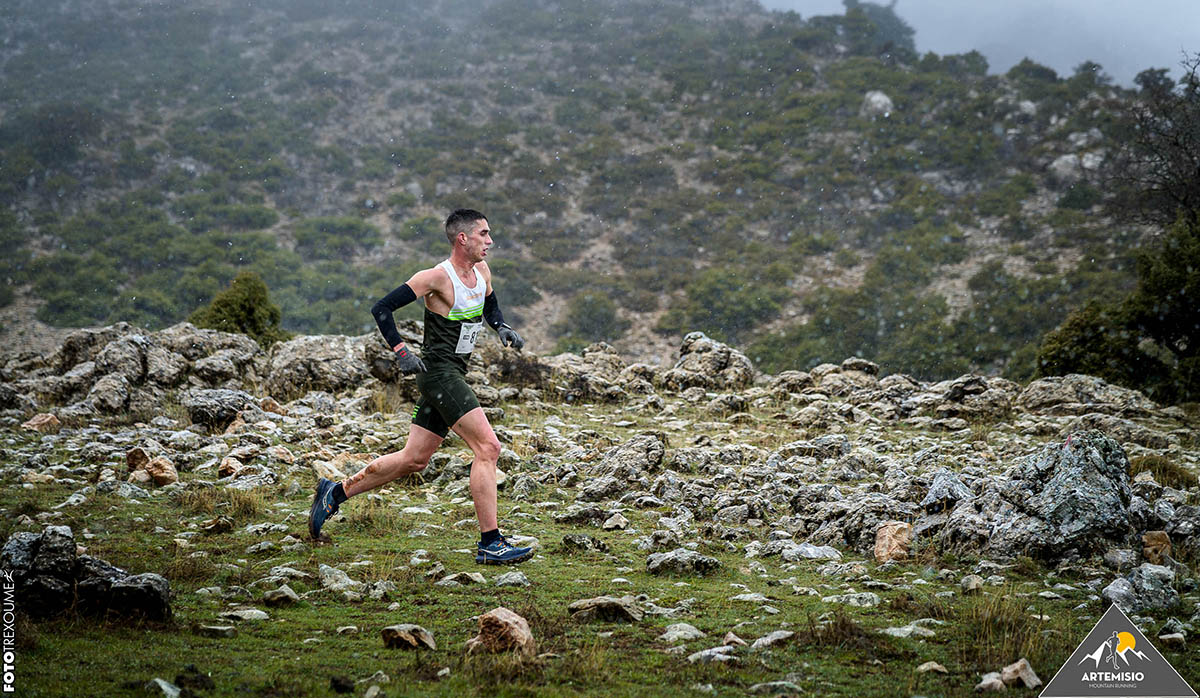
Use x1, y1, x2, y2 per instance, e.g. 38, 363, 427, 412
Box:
553, 291, 628, 345
189, 271, 292, 348
293, 217, 381, 259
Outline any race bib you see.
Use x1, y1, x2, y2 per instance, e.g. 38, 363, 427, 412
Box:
456, 321, 483, 354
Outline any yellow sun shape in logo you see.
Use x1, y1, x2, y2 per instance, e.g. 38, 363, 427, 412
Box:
1116, 632, 1136, 654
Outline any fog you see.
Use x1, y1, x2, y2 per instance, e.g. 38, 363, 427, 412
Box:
760, 0, 1198, 85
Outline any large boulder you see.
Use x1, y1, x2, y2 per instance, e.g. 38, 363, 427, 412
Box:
1102, 563, 1180, 614
180, 388, 259, 429
265, 333, 394, 399
994, 430, 1132, 555
663, 333, 755, 392
1017, 374, 1158, 416
2, 526, 172, 620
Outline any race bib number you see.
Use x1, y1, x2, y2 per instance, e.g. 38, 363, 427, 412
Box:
456, 321, 483, 354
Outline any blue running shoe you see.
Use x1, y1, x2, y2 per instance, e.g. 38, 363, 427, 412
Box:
308, 477, 339, 539
476, 536, 533, 565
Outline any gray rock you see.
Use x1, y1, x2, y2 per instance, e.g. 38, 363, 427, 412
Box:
180, 388, 258, 429
110, 573, 172, 621
920, 468, 973, 514
658, 623, 705, 643
1102, 563, 1180, 613
219, 608, 270, 622
144, 677, 181, 698
687, 645, 738, 664
31, 525, 76, 579
262, 584, 299, 607
820, 592, 881, 607
495, 571, 531, 587
381, 624, 436, 650
992, 431, 1132, 557
568, 595, 644, 622
780, 543, 842, 562
319, 564, 363, 593
750, 630, 795, 650
647, 549, 721, 576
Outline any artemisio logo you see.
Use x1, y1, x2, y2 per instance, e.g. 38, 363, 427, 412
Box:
1041, 604, 1196, 698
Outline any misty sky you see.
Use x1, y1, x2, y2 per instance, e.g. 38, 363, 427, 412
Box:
759, 0, 1198, 86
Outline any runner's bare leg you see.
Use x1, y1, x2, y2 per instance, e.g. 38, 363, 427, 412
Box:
450, 407, 502, 532
342, 423, 443, 497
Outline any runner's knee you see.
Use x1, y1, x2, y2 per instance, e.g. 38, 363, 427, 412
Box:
474, 437, 501, 464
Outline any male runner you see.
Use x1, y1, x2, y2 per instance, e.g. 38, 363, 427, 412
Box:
308, 208, 533, 565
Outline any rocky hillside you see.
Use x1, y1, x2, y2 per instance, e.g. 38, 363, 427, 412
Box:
2, 322, 1198, 694
0, 0, 1155, 380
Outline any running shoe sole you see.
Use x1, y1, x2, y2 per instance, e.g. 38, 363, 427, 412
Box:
475, 548, 534, 565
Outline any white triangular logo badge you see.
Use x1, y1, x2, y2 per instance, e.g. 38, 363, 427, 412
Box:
1041, 603, 1196, 697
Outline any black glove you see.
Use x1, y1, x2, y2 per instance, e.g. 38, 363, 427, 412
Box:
393, 344, 427, 374
498, 324, 524, 350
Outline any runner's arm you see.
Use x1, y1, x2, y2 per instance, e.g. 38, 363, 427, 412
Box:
371, 269, 443, 350
483, 291, 524, 349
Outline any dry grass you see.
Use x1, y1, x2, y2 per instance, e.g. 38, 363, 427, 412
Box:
342, 496, 405, 536
953, 586, 1061, 672
1129, 454, 1199, 489
178, 487, 266, 520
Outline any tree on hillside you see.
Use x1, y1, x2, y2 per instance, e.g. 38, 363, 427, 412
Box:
1105, 53, 1200, 226
842, 0, 916, 57
189, 271, 291, 349
1037, 215, 1199, 403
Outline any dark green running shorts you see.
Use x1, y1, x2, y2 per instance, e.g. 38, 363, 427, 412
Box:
411, 368, 480, 438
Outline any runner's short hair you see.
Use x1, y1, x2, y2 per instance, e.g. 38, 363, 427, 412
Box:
445, 208, 487, 243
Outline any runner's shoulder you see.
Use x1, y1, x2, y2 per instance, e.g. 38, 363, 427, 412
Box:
474, 260, 492, 280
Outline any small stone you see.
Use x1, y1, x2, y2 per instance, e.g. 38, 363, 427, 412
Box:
196, 625, 237, 638
873, 520, 912, 563
658, 623, 705, 643
219, 608, 269, 622
722, 631, 747, 647
602, 513, 629, 530
961, 574, 984, 595
748, 681, 803, 695
337, 626, 359, 635
466, 607, 536, 656
820, 592, 880, 607
355, 670, 390, 686
262, 584, 299, 607
144, 678, 181, 697
568, 595, 644, 623
1000, 658, 1041, 689
381, 624, 436, 650
917, 661, 948, 674
975, 671, 1006, 692
750, 630, 794, 650
494, 571, 531, 587
687, 646, 738, 664
1158, 632, 1185, 649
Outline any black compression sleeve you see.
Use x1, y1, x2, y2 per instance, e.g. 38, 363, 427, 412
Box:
371, 283, 417, 349
483, 291, 505, 331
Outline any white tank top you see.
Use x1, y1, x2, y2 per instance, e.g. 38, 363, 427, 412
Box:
437, 259, 486, 322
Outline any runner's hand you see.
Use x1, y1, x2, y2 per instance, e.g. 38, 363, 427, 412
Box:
498, 324, 524, 350
393, 344, 427, 374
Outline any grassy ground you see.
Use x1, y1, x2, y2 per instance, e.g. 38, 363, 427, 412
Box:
6, 398, 1199, 697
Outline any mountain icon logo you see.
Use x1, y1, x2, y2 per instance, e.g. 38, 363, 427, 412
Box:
1078, 630, 1151, 671
1042, 603, 1196, 698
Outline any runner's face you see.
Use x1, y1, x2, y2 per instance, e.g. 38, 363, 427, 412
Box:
463, 219, 491, 262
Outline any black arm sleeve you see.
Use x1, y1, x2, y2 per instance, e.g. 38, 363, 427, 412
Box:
483, 291, 505, 331
371, 283, 417, 349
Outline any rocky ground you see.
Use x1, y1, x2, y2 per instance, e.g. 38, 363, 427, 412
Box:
1, 323, 1198, 696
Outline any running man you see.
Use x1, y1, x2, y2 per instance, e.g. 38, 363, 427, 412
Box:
308, 208, 533, 565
